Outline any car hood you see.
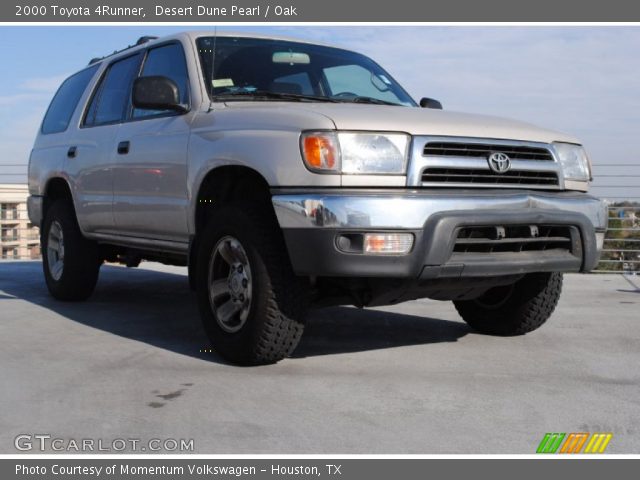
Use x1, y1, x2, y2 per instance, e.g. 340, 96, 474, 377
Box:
223, 102, 580, 144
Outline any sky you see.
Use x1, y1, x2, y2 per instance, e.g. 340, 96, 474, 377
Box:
0, 25, 638, 200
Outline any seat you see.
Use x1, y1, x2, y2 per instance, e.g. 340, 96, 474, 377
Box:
269, 81, 303, 95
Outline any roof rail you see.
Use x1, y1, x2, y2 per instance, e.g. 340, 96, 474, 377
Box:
136, 36, 158, 45
87, 35, 158, 66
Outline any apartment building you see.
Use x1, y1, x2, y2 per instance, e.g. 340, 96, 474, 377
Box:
0, 184, 40, 260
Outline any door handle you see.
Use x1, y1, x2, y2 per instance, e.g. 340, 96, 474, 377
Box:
117, 141, 130, 155
67, 146, 77, 158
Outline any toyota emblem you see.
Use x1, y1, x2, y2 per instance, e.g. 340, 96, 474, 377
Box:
488, 152, 511, 173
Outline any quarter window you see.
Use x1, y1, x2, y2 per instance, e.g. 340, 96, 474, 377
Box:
41, 65, 98, 134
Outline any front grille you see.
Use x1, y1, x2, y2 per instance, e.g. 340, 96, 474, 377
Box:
421, 167, 559, 186
423, 142, 554, 161
453, 225, 574, 253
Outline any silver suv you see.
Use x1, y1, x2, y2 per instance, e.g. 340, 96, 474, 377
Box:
28, 32, 607, 364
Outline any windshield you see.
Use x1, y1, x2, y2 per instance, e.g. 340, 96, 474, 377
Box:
196, 36, 416, 107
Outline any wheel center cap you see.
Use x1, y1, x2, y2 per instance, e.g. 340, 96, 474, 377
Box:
229, 274, 243, 295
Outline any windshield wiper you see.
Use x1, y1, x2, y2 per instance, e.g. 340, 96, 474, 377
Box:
336, 96, 402, 106
214, 90, 339, 103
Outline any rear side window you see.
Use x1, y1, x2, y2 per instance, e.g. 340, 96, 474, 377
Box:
84, 54, 142, 127
41, 65, 98, 134
133, 43, 190, 119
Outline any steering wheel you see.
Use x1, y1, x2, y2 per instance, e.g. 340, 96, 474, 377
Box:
332, 91, 359, 98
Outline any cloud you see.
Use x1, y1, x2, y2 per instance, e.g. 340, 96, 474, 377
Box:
0, 73, 63, 181
0, 92, 52, 106
21, 74, 68, 93
0, 105, 48, 182
0, 71, 66, 108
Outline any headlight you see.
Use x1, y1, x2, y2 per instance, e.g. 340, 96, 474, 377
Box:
553, 142, 590, 182
301, 131, 409, 174
339, 133, 409, 174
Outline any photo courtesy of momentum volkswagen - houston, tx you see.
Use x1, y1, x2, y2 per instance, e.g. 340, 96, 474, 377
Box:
27, 31, 607, 365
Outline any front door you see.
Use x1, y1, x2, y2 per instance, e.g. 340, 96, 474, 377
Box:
111, 42, 192, 243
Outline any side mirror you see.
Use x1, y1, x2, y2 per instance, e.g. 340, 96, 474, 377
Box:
419, 97, 443, 109
132, 76, 188, 113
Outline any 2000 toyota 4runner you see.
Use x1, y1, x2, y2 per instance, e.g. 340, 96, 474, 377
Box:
28, 32, 607, 364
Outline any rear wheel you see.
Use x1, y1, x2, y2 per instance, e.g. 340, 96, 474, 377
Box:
41, 199, 101, 301
196, 204, 308, 365
453, 272, 563, 336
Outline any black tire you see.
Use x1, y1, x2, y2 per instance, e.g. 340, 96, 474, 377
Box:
41, 199, 101, 301
453, 272, 563, 336
195, 204, 308, 365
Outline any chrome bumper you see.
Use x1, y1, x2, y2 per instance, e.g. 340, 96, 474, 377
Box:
272, 189, 607, 278
272, 189, 607, 232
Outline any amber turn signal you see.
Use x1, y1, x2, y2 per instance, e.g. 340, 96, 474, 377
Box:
301, 133, 340, 172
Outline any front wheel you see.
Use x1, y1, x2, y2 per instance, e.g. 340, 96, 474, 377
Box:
453, 272, 563, 336
195, 204, 308, 365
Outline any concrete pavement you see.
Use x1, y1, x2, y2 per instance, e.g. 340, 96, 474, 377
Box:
1, 261, 638, 453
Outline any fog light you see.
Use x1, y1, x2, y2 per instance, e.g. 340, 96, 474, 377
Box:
363, 233, 413, 255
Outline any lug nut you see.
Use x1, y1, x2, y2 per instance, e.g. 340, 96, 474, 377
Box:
239, 294, 245, 302
242, 279, 248, 288
237, 265, 243, 273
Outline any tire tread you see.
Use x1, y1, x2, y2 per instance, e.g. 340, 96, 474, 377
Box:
42, 199, 100, 301
454, 272, 563, 336
196, 203, 307, 365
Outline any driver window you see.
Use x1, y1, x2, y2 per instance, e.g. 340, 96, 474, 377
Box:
133, 43, 190, 118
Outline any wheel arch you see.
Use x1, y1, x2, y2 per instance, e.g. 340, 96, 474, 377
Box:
188, 165, 276, 289
42, 177, 75, 222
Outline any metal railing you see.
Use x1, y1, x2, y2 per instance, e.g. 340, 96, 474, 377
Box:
590, 163, 640, 273
0, 164, 27, 175
593, 206, 640, 273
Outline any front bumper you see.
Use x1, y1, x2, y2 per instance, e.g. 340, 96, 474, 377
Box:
272, 189, 607, 279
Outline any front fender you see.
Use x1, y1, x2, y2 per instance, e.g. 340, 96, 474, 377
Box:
187, 128, 339, 234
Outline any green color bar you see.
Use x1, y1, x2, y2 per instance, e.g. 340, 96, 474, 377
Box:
537, 433, 566, 453
536, 433, 552, 453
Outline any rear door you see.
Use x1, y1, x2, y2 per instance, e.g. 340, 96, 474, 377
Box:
71, 53, 143, 234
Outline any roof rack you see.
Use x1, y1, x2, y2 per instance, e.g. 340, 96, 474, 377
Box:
136, 36, 158, 45
88, 36, 159, 65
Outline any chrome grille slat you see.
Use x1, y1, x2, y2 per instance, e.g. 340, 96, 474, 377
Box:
422, 172, 555, 181
423, 142, 554, 161
421, 167, 559, 186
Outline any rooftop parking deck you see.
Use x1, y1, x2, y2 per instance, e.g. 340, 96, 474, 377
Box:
0, 261, 638, 453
